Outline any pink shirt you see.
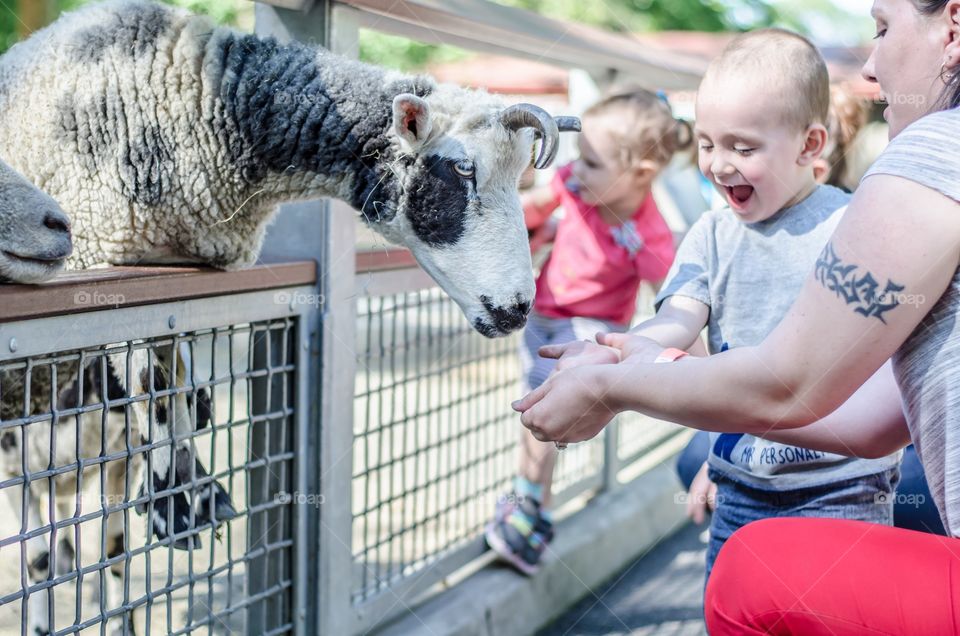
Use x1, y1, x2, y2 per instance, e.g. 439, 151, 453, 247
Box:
534, 164, 676, 326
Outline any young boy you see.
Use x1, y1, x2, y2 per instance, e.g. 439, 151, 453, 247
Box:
529, 29, 901, 579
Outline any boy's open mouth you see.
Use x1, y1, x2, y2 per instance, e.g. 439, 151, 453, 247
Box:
724, 185, 754, 209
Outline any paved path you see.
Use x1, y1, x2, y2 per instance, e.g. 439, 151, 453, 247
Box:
539, 522, 708, 636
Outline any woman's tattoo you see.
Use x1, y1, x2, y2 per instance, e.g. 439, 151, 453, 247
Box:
814, 242, 904, 323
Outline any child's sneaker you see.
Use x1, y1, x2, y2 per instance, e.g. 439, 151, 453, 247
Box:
484, 494, 554, 576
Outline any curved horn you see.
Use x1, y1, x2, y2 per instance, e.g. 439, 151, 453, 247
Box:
554, 116, 582, 133
499, 103, 560, 169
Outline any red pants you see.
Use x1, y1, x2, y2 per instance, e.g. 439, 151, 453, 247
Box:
705, 517, 960, 635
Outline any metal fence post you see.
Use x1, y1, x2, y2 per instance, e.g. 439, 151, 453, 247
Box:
254, 3, 337, 635
315, 201, 358, 635
247, 326, 294, 634
603, 420, 621, 493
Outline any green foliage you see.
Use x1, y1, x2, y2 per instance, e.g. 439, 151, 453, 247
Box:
493, 0, 781, 33
0, 0, 245, 56
358, 30, 469, 72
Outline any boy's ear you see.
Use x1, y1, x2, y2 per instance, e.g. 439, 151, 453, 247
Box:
943, 0, 960, 73
797, 124, 828, 167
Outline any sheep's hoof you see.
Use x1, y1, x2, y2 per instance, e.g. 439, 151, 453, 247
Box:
135, 448, 238, 550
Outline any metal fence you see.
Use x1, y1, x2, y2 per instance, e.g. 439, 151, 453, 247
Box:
339, 257, 683, 633
0, 265, 318, 635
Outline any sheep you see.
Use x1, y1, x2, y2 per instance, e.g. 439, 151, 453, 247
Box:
0, 157, 71, 284
0, 0, 578, 336
0, 1, 579, 612
0, 349, 228, 636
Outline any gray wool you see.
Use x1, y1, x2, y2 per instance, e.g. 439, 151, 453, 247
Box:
0, 0, 523, 271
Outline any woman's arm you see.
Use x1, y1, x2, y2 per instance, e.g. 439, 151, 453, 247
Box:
759, 360, 911, 458
515, 175, 960, 442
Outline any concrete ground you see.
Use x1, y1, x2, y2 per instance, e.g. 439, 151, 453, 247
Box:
539, 523, 708, 636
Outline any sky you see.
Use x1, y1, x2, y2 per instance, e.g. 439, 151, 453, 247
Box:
769, 0, 877, 45
831, 0, 874, 13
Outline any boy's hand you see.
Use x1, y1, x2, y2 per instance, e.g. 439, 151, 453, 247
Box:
513, 364, 619, 443
686, 461, 718, 525
596, 332, 666, 363
539, 339, 620, 371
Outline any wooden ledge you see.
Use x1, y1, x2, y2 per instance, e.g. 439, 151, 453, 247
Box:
0, 261, 317, 323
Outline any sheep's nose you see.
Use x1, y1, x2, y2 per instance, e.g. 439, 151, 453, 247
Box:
480, 295, 532, 333
43, 209, 71, 235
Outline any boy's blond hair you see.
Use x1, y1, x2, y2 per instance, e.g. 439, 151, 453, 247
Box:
585, 88, 692, 169
703, 28, 830, 132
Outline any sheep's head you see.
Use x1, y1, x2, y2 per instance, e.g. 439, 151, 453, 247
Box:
0, 160, 72, 284
378, 87, 579, 338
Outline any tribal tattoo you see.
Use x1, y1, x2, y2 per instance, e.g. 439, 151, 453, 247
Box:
814, 242, 905, 324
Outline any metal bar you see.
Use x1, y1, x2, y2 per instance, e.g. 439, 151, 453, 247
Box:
332, 0, 706, 89
603, 422, 621, 493
0, 287, 316, 362
316, 197, 358, 636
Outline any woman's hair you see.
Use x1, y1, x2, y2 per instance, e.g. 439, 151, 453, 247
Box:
821, 84, 870, 189
914, 1, 960, 110
584, 88, 693, 169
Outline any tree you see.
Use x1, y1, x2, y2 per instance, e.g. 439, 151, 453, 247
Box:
0, 0, 246, 56
493, 0, 781, 33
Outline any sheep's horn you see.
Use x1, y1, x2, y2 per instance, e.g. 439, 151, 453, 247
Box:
554, 116, 582, 133
499, 103, 561, 169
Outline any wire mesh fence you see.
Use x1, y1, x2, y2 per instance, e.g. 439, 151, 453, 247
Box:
350, 284, 677, 612
0, 311, 303, 636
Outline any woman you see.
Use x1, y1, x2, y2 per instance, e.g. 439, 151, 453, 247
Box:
513, 1, 960, 633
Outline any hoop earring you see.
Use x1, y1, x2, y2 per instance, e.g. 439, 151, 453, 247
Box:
941, 63, 954, 83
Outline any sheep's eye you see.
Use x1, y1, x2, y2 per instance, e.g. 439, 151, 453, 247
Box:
452, 160, 475, 179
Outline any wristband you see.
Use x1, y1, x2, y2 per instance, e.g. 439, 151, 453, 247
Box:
654, 347, 689, 364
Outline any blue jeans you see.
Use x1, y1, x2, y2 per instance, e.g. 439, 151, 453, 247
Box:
519, 312, 625, 391
703, 466, 899, 580
676, 431, 945, 537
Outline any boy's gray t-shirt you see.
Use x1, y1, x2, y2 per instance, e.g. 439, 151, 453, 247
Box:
655, 184, 900, 490
863, 106, 960, 537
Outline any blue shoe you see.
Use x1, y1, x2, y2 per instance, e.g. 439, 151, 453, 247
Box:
485, 494, 554, 576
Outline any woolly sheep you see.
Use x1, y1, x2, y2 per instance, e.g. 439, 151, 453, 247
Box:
0, 0, 579, 336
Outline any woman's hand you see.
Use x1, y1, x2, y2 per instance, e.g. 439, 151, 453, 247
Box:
686, 461, 718, 524
513, 364, 621, 443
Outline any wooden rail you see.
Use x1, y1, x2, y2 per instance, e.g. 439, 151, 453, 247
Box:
0, 262, 317, 323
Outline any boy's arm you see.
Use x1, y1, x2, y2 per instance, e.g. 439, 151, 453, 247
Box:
522, 185, 561, 230
627, 295, 709, 352
541, 295, 708, 369
756, 360, 910, 458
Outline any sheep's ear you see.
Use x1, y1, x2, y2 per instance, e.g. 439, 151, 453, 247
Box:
392, 94, 432, 149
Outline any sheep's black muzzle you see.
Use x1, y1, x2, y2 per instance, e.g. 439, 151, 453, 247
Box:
477, 294, 532, 337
